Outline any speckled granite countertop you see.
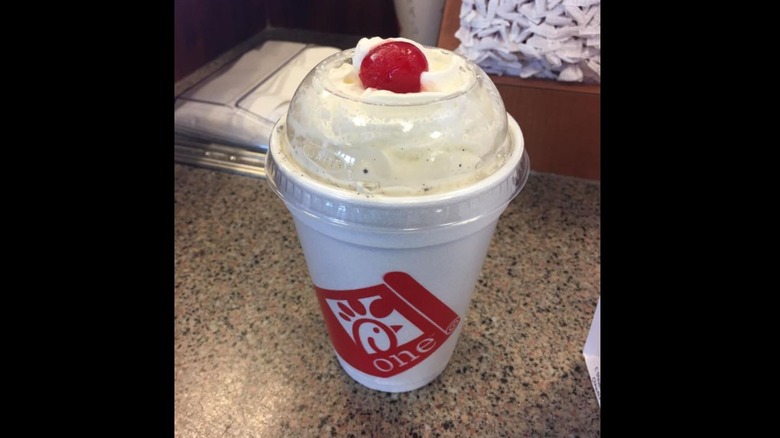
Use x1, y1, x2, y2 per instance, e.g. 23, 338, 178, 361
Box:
174, 163, 600, 437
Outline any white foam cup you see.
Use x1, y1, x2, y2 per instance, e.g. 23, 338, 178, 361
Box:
266, 115, 529, 392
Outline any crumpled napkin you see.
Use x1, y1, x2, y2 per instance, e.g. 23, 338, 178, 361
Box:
175, 41, 340, 148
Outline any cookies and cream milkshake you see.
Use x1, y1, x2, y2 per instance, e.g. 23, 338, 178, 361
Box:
266, 37, 529, 392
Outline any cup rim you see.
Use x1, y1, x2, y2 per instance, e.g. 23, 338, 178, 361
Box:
266, 115, 530, 231
268, 115, 525, 207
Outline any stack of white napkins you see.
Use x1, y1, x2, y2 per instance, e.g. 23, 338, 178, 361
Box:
175, 41, 340, 149
455, 0, 600, 83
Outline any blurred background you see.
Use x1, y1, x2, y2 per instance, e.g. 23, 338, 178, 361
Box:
174, 0, 600, 181
175, 0, 400, 82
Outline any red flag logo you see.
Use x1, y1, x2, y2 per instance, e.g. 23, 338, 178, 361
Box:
315, 272, 460, 378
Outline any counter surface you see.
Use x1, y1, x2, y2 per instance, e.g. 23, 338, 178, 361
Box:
174, 164, 600, 437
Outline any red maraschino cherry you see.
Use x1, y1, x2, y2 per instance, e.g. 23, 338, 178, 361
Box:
359, 41, 429, 93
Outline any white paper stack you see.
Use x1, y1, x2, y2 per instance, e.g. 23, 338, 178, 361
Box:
583, 297, 601, 405
454, 0, 600, 83
174, 41, 340, 149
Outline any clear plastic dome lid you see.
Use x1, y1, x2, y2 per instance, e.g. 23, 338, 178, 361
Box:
278, 44, 511, 197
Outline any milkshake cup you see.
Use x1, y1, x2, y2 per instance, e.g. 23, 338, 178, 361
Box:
266, 37, 529, 392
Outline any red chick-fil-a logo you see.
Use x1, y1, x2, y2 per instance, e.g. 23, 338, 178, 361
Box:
314, 272, 460, 378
